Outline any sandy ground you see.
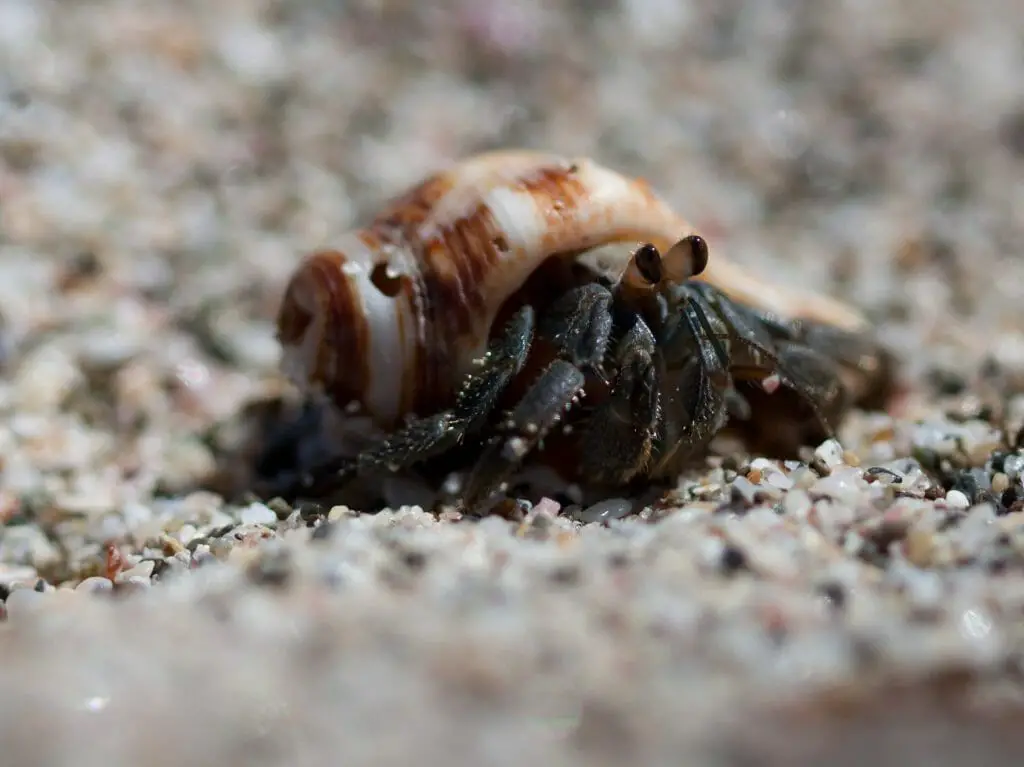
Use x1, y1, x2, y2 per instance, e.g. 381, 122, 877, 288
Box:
2, 1, 1024, 765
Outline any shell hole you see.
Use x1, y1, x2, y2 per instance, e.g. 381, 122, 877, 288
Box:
370, 262, 404, 297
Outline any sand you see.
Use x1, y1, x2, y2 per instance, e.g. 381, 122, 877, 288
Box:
2, 1, 1024, 765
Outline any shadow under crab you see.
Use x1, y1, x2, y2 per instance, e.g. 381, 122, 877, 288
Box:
253, 236, 894, 516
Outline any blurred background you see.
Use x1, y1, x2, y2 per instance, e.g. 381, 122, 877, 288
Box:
2, 1, 1024, 765
2, 0, 1023, 422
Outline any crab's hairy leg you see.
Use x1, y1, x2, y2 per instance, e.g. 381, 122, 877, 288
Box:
795, 321, 883, 372
690, 283, 778, 367
769, 341, 848, 427
356, 304, 539, 472
460, 359, 586, 514
538, 283, 615, 375
690, 284, 843, 433
272, 305, 538, 501
650, 297, 733, 475
736, 296, 894, 419
579, 317, 662, 486
789, 319, 896, 408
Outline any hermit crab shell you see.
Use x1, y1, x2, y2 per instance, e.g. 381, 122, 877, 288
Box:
276, 150, 869, 428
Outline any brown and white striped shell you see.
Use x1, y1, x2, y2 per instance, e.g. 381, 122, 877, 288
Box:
276, 150, 872, 428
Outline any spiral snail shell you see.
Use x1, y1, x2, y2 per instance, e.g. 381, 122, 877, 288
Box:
276, 150, 872, 429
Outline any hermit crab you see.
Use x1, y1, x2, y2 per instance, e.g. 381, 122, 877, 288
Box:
267, 150, 893, 512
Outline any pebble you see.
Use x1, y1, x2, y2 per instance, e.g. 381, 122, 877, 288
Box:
209, 538, 234, 560
729, 476, 760, 505
118, 576, 152, 592
951, 503, 999, 554
1004, 454, 1024, 481
175, 524, 200, 546
570, 498, 633, 524
0, 564, 38, 587
532, 497, 562, 517
944, 490, 971, 510
3, 586, 46, 617
904, 529, 935, 568
902, 567, 945, 614
789, 467, 817, 490
117, 560, 155, 581
992, 473, 1010, 494
813, 439, 845, 470
809, 467, 865, 505
782, 489, 812, 519
76, 577, 114, 593
763, 469, 794, 491
328, 505, 358, 522
76, 329, 145, 371
239, 502, 278, 527
13, 345, 83, 412
719, 544, 748, 575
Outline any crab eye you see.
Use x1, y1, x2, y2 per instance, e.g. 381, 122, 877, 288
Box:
686, 235, 709, 276
662, 234, 709, 282
633, 243, 663, 284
